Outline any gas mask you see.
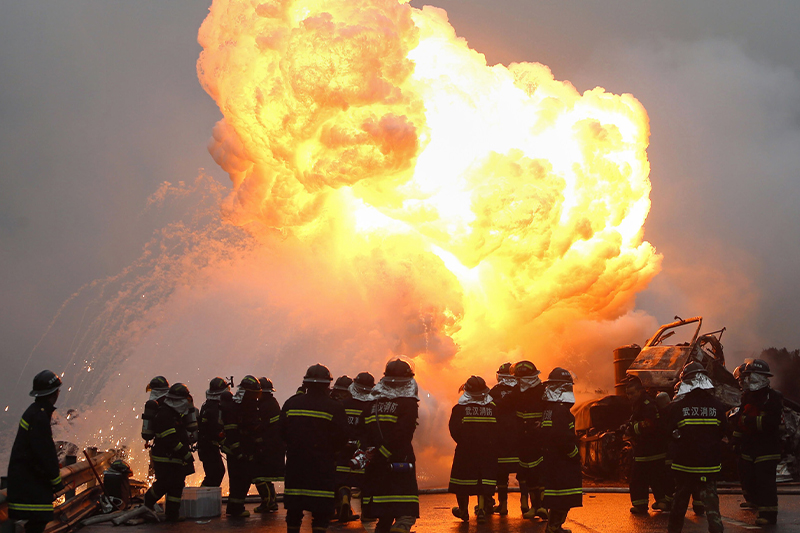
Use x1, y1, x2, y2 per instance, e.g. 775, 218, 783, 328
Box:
675, 373, 714, 398
519, 376, 541, 392
742, 373, 770, 392
543, 382, 575, 404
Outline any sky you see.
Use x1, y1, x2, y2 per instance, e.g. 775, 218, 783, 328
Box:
1, 0, 799, 403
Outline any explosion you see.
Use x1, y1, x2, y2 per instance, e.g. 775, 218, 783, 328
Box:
196, 0, 660, 383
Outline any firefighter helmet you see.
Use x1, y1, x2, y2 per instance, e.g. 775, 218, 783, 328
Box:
512, 360, 540, 378
146, 375, 169, 393
333, 375, 353, 391
545, 367, 574, 384
208, 377, 229, 394
239, 375, 262, 391
166, 382, 191, 399
354, 372, 375, 389
680, 361, 707, 380
743, 359, 773, 377
464, 375, 490, 395
30, 370, 62, 397
303, 364, 333, 383
384, 357, 415, 383
497, 362, 514, 377
732, 362, 747, 381
258, 377, 275, 392
622, 374, 643, 389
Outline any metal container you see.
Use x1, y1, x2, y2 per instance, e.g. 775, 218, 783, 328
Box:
613, 344, 641, 395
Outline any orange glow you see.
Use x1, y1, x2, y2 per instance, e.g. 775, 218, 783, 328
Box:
197, 0, 661, 386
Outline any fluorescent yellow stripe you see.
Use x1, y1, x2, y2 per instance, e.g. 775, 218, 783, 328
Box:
516, 411, 542, 419
336, 466, 352, 473
481, 479, 496, 485
498, 456, 519, 464
270, 415, 280, 424
286, 410, 334, 421
757, 415, 763, 432
541, 421, 553, 427
462, 416, 496, 423
224, 424, 238, 430
284, 488, 334, 498
345, 409, 363, 415
157, 428, 176, 438
635, 453, 667, 462
379, 445, 391, 458
677, 418, 720, 427
166, 496, 182, 503
372, 495, 419, 503
50, 476, 62, 485
19, 419, 30, 431
754, 454, 781, 463
519, 457, 543, 468
8, 503, 55, 511
671, 463, 721, 474
544, 488, 583, 496
450, 478, 478, 485
567, 446, 579, 458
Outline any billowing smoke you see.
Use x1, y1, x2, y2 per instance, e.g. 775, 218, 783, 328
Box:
3, 0, 664, 487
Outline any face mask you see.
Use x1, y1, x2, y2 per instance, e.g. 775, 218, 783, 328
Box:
543, 383, 575, 404
497, 376, 517, 388
371, 378, 419, 400
165, 397, 190, 415
149, 389, 169, 402
676, 373, 715, 397
519, 376, 541, 392
349, 383, 373, 402
743, 373, 770, 392
458, 391, 493, 405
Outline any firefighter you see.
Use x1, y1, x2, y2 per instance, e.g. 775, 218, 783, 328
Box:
624, 375, 670, 513
347, 372, 376, 522
729, 362, 756, 510
363, 357, 420, 533
7, 371, 65, 533
540, 368, 582, 533
254, 376, 285, 514
222, 375, 262, 517
448, 376, 498, 523
144, 383, 195, 522
331, 375, 363, 522
667, 362, 727, 533
511, 360, 547, 519
141, 376, 170, 444
281, 364, 348, 533
197, 377, 228, 487
738, 359, 783, 526
488, 362, 519, 516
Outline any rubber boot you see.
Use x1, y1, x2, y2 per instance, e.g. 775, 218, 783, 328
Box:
452, 494, 469, 522
545, 509, 570, 533
165, 497, 184, 522
493, 488, 509, 516
254, 482, 270, 513
531, 486, 548, 519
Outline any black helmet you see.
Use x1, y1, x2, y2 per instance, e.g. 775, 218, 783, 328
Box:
512, 361, 540, 378
258, 377, 275, 392
208, 377, 229, 394
166, 382, 191, 399
303, 364, 333, 384
110, 459, 133, 476
743, 359, 773, 377
384, 357, 415, 383
622, 374, 643, 388
333, 375, 353, 391
497, 362, 514, 377
680, 361, 707, 380
30, 370, 62, 397
146, 375, 170, 393
354, 372, 375, 389
464, 375, 489, 395
239, 375, 262, 391
545, 367, 574, 384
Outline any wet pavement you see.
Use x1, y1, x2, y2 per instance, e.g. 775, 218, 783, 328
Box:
86, 493, 800, 533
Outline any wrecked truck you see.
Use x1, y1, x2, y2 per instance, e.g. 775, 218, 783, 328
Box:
574, 316, 742, 481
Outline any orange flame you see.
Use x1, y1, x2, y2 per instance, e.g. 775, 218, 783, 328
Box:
197, 0, 661, 383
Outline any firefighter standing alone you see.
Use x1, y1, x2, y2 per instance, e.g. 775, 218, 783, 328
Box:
6, 371, 65, 533
737, 359, 783, 526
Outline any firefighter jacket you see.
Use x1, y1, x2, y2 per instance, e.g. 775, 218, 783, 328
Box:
540, 402, 582, 509
255, 393, 285, 482
7, 400, 62, 521
280, 388, 347, 513
668, 388, 728, 475
150, 403, 194, 468
363, 395, 420, 518
220, 396, 261, 460
198, 398, 224, 450
628, 394, 667, 461
448, 401, 498, 495
489, 383, 520, 469
141, 398, 164, 442
738, 387, 783, 462
498, 384, 545, 471
336, 397, 371, 481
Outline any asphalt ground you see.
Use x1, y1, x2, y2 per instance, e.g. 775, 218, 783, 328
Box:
84, 493, 800, 533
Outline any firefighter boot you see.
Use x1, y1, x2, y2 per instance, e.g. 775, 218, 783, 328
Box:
692, 499, 705, 516
519, 481, 530, 514
493, 488, 509, 516
545, 509, 571, 533
476, 496, 487, 523
338, 486, 359, 522
652, 500, 671, 512
165, 496, 185, 522
452, 494, 469, 522
254, 481, 271, 513
533, 486, 549, 519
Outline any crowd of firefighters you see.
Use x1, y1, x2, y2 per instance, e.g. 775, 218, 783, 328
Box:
4, 355, 784, 533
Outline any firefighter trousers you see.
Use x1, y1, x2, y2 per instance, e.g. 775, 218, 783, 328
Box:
745, 458, 778, 522
668, 473, 722, 533
630, 458, 669, 507
145, 462, 186, 521
198, 445, 226, 487
226, 456, 254, 515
